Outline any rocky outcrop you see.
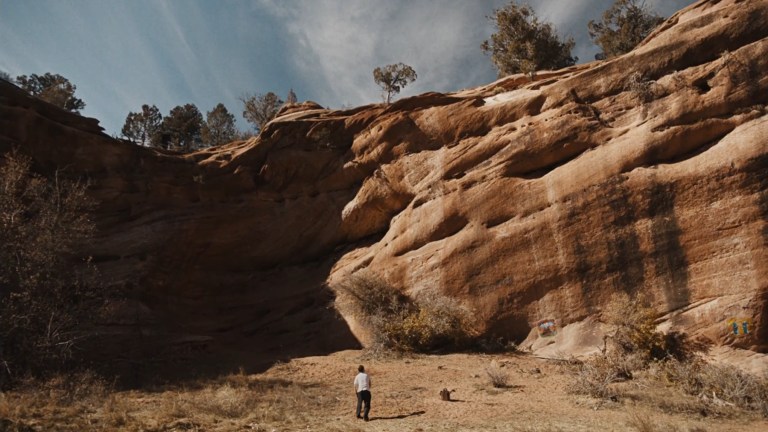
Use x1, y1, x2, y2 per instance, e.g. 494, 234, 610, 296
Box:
1, 0, 766, 376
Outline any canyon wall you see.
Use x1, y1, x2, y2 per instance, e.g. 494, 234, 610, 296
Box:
0, 0, 766, 375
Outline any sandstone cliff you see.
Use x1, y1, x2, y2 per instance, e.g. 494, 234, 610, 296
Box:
0, 0, 766, 376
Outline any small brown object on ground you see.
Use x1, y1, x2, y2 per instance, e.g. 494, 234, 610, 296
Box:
439, 388, 453, 401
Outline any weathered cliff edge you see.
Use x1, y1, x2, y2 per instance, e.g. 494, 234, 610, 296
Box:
1, 0, 766, 375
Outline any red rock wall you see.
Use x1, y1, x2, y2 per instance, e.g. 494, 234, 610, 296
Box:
327, 0, 768, 354
1, 0, 766, 372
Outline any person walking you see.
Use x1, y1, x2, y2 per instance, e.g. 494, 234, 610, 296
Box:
354, 364, 371, 421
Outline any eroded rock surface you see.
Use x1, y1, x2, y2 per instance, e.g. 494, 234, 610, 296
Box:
1, 0, 766, 375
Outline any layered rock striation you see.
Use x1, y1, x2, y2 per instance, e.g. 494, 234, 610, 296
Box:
1, 0, 766, 375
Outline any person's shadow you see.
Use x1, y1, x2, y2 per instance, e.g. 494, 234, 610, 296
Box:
369, 411, 426, 421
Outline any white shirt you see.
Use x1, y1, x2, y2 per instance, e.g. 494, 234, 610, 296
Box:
354, 372, 371, 392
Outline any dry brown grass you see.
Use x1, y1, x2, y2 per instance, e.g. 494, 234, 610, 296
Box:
1, 351, 765, 432
626, 411, 660, 432
568, 295, 768, 424
0, 369, 336, 432
569, 351, 768, 422
657, 359, 768, 416
569, 293, 766, 421
624, 410, 710, 432
568, 360, 620, 399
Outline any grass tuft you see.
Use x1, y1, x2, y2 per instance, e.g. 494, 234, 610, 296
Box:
485, 360, 510, 388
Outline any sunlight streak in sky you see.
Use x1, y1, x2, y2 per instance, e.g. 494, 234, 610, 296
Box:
0, 0, 696, 135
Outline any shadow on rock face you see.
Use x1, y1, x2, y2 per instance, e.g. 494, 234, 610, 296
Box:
744, 153, 768, 352
84, 259, 361, 389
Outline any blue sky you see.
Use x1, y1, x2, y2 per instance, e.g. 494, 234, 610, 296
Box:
0, 0, 695, 136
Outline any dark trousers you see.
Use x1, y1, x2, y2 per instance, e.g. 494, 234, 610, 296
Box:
356, 390, 371, 419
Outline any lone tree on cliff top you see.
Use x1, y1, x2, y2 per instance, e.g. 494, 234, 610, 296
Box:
373, 63, 417, 104
15, 73, 86, 113
482, 1, 576, 78
240, 92, 284, 133
589, 0, 665, 59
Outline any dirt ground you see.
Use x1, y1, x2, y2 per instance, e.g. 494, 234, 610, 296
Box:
2, 349, 767, 431
254, 350, 767, 432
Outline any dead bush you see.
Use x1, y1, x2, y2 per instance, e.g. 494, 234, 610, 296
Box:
625, 71, 656, 102
333, 271, 476, 353
485, 360, 510, 388
597, 350, 646, 381
567, 360, 619, 399
334, 271, 410, 318
603, 292, 695, 364
660, 359, 768, 416
571, 293, 703, 401
0, 150, 108, 382
391, 290, 475, 352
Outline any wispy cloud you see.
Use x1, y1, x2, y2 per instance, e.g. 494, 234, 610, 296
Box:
255, 0, 509, 106
255, 0, 695, 107
0, 0, 696, 134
